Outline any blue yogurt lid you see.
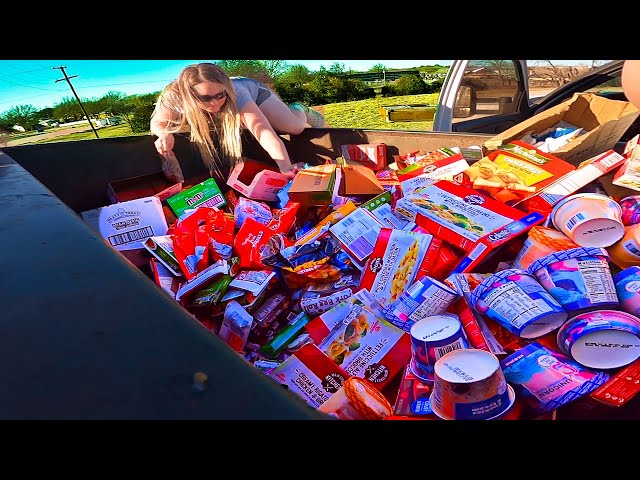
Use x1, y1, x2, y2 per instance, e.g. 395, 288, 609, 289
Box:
528, 246, 609, 275
470, 268, 532, 308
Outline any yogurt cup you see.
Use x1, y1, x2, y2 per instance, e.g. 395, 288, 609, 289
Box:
429, 349, 515, 420
529, 247, 619, 315
619, 195, 640, 226
470, 268, 567, 339
607, 224, 640, 270
613, 266, 640, 316
550, 193, 624, 248
409, 314, 469, 383
512, 226, 578, 271
557, 310, 640, 370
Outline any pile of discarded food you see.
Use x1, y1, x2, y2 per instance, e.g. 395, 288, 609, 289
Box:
81, 94, 640, 420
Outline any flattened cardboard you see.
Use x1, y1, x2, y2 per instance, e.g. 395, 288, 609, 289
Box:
484, 93, 640, 166
337, 158, 385, 196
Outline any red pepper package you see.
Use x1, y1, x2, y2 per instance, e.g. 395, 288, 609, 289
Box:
234, 203, 300, 270
172, 208, 234, 278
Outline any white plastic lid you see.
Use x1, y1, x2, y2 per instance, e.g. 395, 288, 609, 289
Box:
571, 329, 640, 369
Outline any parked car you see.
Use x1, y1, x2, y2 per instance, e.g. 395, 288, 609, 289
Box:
432, 60, 638, 143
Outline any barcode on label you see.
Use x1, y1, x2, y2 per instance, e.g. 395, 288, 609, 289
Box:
108, 226, 154, 246
349, 236, 374, 260
341, 216, 355, 228
202, 194, 224, 207
436, 339, 465, 358
567, 213, 586, 230
624, 240, 640, 256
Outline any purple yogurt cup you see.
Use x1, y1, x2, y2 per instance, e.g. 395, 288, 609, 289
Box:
529, 247, 619, 316
470, 268, 567, 339
557, 310, 640, 370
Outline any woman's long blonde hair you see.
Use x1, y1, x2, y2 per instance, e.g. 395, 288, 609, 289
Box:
164, 63, 243, 177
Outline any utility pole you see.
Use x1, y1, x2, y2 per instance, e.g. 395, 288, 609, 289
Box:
53, 66, 99, 139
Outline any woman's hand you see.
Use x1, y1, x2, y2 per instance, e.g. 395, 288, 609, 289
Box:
279, 163, 300, 180
154, 133, 175, 156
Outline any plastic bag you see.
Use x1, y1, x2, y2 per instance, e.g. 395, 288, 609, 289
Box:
160, 151, 185, 183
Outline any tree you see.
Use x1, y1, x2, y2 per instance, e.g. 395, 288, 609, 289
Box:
109, 92, 159, 133
94, 91, 128, 116
279, 64, 312, 86
329, 62, 346, 75
529, 61, 586, 88
258, 60, 289, 80
369, 64, 386, 72
34, 107, 55, 123
215, 60, 273, 85
53, 97, 83, 122
2, 104, 38, 130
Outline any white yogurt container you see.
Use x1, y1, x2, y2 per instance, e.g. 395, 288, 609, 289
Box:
550, 193, 624, 248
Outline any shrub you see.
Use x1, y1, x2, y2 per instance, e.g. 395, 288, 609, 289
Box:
390, 76, 429, 95
130, 105, 155, 134
274, 80, 307, 105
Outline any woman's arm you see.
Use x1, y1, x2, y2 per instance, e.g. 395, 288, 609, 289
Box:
239, 100, 296, 177
150, 99, 179, 155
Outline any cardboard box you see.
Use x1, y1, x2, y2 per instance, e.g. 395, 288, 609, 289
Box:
398, 152, 470, 196
226, 158, 291, 202
81, 196, 168, 251
468, 141, 576, 205
288, 164, 337, 206
316, 302, 411, 391
329, 207, 384, 268
525, 149, 626, 215
107, 172, 183, 204
269, 343, 350, 409
336, 158, 385, 197
340, 143, 387, 170
484, 93, 640, 166
612, 134, 640, 192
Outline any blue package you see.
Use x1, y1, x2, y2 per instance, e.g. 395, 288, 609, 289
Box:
276, 180, 292, 209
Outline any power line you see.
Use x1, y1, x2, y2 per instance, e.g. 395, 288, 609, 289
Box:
54, 66, 99, 139
0, 76, 55, 91
0, 67, 52, 79
0, 90, 68, 107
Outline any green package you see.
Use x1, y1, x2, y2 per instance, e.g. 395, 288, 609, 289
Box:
258, 311, 310, 359
167, 178, 226, 218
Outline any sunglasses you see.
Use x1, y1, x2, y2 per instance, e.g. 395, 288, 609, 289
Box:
195, 91, 228, 103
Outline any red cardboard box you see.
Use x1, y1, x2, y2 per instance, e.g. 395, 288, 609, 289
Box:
340, 143, 387, 170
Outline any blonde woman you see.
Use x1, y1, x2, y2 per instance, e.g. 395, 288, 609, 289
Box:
150, 62, 325, 181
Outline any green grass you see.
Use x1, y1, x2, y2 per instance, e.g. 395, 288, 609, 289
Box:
12, 93, 441, 146
35, 124, 147, 144
322, 93, 440, 130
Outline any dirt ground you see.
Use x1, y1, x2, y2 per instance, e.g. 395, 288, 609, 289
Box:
3, 126, 97, 147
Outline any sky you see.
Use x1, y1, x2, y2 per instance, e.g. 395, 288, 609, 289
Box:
0, 59, 599, 113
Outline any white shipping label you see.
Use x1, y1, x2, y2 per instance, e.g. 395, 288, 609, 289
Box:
330, 208, 383, 262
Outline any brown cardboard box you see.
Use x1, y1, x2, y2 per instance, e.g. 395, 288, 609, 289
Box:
288, 163, 337, 206
336, 158, 385, 196
484, 93, 640, 166
107, 172, 182, 204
